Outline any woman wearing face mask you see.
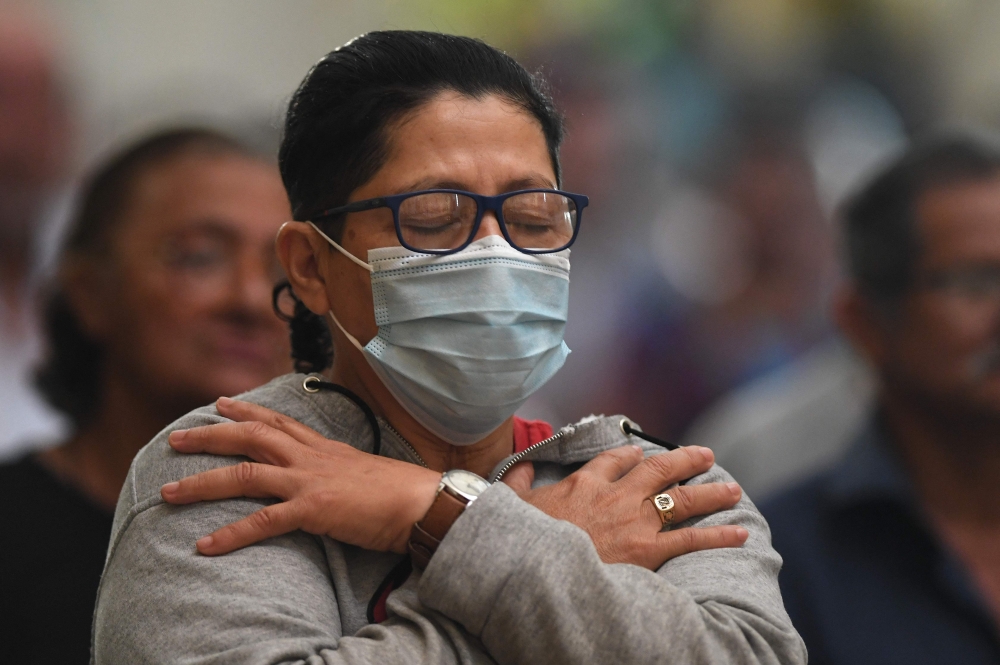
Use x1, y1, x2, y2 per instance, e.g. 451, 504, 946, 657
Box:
93, 32, 805, 665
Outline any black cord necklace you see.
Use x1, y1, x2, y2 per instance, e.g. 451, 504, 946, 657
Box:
620, 418, 678, 450
302, 375, 382, 456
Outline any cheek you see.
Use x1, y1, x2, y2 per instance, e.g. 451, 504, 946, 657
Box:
896, 302, 1000, 383
325, 259, 378, 342
109, 268, 212, 362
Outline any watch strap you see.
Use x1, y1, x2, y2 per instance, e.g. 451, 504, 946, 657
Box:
408, 486, 469, 570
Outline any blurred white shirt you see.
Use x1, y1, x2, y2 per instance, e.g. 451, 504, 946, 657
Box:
0, 299, 67, 460
681, 338, 876, 504
0, 194, 72, 460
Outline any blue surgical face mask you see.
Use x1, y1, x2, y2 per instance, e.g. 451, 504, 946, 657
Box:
308, 224, 571, 445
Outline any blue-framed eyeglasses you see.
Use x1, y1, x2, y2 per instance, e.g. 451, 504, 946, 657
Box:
311, 188, 588, 255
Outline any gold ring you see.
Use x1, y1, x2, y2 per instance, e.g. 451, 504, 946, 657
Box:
648, 492, 675, 530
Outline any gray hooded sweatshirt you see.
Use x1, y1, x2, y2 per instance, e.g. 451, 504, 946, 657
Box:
92, 373, 807, 664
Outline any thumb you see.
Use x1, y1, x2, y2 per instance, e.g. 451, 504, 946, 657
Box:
501, 461, 535, 495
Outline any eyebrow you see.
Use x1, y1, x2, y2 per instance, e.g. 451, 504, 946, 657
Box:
166, 219, 243, 243
395, 173, 557, 195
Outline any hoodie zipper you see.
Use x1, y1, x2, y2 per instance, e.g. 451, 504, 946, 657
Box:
492, 428, 568, 482
382, 421, 430, 468
385, 416, 570, 480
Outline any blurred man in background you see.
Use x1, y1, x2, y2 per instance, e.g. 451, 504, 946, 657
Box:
682, 334, 875, 502
764, 132, 1000, 664
0, 128, 292, 664
0, 1, 73, 456
608, 116, 837, 441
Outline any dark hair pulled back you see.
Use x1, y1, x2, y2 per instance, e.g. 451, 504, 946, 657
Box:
275, 30, 565, 374
35, 128, 256, 428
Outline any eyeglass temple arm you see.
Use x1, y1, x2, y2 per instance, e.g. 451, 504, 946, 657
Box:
314, 197, 388, 221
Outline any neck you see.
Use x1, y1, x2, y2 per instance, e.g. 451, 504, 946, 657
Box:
882, 390, 1000, 628
882, 391, 1000, 524
36, 369, 184, 512
329, 348, 515, 478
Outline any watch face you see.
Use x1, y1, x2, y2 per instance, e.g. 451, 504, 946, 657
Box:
443, 469, 491, 501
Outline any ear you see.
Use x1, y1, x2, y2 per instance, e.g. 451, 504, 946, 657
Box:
832, 282, 892, 369
60, 256, 111, 340
276, 222, 333, 316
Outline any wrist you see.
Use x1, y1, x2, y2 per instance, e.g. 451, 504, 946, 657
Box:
408, 469, 491, 568
395, 469, 443, 552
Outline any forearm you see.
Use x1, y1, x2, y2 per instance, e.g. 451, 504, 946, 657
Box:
418, 481, 807, 665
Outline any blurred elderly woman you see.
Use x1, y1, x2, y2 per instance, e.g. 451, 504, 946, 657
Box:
0, 128, 292, 663
94, 33, 805, 664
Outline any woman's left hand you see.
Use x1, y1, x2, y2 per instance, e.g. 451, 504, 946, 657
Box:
160, 396, 442, 556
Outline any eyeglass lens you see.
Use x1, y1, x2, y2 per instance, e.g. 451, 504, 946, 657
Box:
397, 192, 577, 252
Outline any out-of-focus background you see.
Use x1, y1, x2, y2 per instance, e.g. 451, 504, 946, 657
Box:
6, 0, 1000, 488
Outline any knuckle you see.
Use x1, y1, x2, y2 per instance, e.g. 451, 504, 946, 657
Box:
644, 452, 676, 479
249, 508, 276, 530
233, 461, 258, 485
244, 421, 271, 439
671, 487, 695, 514
678, 527, 699, 551
183, 425, 211, 442
564, 473, 590, 494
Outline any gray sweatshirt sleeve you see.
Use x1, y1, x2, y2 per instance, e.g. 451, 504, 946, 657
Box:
417, 469, 808, 665
92, 425, 496, 665
93, 499, 496, 665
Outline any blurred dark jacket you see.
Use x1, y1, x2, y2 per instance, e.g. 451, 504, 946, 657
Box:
763, 419, 1000, 664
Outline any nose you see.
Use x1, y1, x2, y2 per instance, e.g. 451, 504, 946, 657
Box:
471, 209, 504, 243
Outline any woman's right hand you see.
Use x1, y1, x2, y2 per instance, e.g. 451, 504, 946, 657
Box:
503, 446, 748, 570
162, 397, 444, 556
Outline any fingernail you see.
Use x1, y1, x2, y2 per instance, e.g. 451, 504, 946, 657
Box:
699, 447, 713, 462
727, 482, 741, 496
217, 396, 233, 406
735, 527, 749, 541
169, 429, 188, 443
631, 445, 643, 452
196, 535, 214, 550
161, 482, 179, 494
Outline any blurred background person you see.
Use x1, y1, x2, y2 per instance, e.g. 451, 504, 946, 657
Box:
603, 105, 839, 441
0, 127, 292, 663
682, 335, 875, 502
764, 132, 1000, 664
0, 1, 73, 457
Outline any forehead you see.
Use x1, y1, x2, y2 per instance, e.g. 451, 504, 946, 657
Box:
916, 175, 1000, 269
370, 91, 556, 193
118, 151, 289, 242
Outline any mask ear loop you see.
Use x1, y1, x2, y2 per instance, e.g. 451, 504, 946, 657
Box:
304, 222, 376, 358
307, 221, 374, 273
327, 310, 368, 355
